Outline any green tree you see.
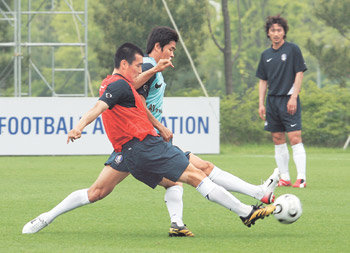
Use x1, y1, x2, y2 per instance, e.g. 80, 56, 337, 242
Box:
301, 81, 350, 146
92, 0, 207, 96
205, 0, 313, 95
306, 0, 350, 88
0, 0, 14, 96
220, 86, 269, 144
220, 80, 350, 147
207, 0, 235, 95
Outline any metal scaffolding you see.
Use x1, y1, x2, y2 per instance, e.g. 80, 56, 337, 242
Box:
0, 0, 88, 97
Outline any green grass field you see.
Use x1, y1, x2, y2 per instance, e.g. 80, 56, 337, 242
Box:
1, 144, 349, 253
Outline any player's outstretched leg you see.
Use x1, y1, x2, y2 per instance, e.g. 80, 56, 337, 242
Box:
22, 188, 90, 234
22, 166, 129, 234
196, 177, 275, 227
22, 213, 49, 234
180, 165, 275, 227
260, 168, 279, 204
240, 203, 276, 227
190, 154, 278, 204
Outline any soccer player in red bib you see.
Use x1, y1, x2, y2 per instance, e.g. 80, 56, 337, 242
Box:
22, 43, 276, 235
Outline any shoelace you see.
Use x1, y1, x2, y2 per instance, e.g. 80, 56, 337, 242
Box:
31, 218, 47, 230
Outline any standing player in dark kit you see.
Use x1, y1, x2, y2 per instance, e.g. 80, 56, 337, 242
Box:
23, 43, 276, 235
256, 15, 307, 188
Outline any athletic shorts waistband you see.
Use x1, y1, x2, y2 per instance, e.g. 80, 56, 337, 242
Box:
122, 137, 140, 149
267, 94, 291, 97
122, 135, 157, 150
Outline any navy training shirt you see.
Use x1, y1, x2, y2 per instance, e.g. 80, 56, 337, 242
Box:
256, 41, 307, 96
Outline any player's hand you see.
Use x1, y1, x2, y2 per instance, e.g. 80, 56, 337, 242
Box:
67, 129, 82, 144
287, 96, 297, 115
159, 126, 173, 142
154, 58, 174, 72
259, 105, 266, 120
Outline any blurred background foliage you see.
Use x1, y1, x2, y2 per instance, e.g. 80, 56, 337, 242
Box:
0, 0, 349, 146
220, 82, 350, 146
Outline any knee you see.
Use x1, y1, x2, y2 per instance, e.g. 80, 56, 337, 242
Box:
272, 133, 286, 144
198, 161, 215, 176
289, 133, 302, 146
162, 181, 183, 190
290, 137, 302, 146
188, 169, 207, 187
87, 186, 111, 203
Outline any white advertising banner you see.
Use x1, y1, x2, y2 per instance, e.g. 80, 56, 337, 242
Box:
162, 97, 220, 154
0, 97, 219, 155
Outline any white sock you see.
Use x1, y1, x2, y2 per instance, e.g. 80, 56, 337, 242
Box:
292, 143, 306, 180
275, 143, 290, 181
44, 188, 90, 224
164, 185, 184, 226
208, 166, 264, 200
196, 177, 252, 217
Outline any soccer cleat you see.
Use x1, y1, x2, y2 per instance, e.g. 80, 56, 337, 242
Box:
168, 222, 194, 237
22, 213, 49, 234
278, 178, 291, 187
240, 204, 276, 227
292, 179, 306, 188
260, 168, 279, 204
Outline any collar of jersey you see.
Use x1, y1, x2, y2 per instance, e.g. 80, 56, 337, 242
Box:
271, 41, 287, 52
143, 55, 157, 65
113, 73, 131, 83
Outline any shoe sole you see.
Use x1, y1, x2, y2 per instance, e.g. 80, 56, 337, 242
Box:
169, 228, 194, 237
292, 184, 306, 188
278, 181, 291, 187
169, 233, 193, 237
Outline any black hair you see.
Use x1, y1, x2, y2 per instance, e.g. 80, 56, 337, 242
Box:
146, 26, 179, 54
114, 42, 144, 68
265, 15, 289, 39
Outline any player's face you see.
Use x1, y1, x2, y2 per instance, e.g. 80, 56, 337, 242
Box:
126, 54, 143, 82
268, 23, 285, 46
160, 41, 176, 60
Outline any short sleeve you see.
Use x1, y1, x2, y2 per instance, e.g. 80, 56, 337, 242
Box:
137, 63, 156, 99
293, 45, 307, 73
256, 54, 267, 80
99, 80, 130, 109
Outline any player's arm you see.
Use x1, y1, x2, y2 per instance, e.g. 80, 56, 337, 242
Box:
258, 79, 268, 120
133, 59, 174, 89
287, 71, 303, 115
139, 95, 173, 142
67, 101, 108, 143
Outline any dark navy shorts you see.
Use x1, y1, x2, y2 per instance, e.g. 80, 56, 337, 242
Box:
106, 135, 190, 189
265, 95, 302, 133
105, 151, 130, 172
